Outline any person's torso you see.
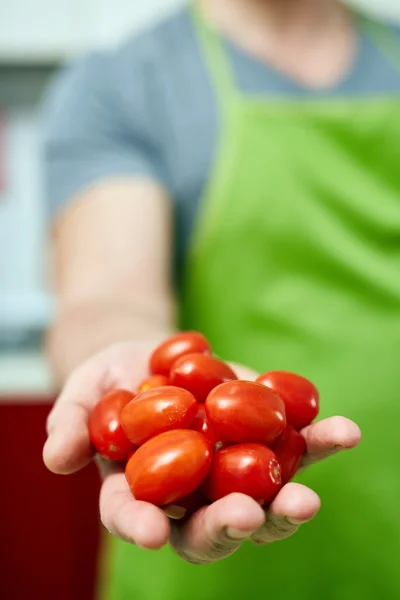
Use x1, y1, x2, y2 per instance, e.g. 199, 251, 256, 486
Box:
102, 7, 400, 272
106, 9, 400, 600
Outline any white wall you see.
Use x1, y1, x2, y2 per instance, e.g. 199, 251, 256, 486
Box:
92, 0, 186, 48
0, 0, 186, 60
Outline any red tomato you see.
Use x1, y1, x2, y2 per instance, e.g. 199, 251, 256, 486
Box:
272, 426, 306, 484
138, 374, 170, 394
125, 430, 213, 506
127, 449, 137, 461
121, 386, 197, 446
192, 404, 227, 450
256, 371, 319, 430
205, 381, 286, 445
150, 331, 211, 376
170, 353, 237, 402
163, 490, 206, 520
89, 389, 135, 461
204, 444, 282, 505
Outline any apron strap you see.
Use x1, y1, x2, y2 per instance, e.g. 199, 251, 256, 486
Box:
358, 15, 400, 74
190, 4, 400, 106
189, 2, 239, 114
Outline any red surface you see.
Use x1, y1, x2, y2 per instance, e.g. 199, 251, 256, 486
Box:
0, 400, 101, 600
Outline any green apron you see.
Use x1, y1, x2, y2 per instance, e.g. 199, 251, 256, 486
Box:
106, 9, 400, 600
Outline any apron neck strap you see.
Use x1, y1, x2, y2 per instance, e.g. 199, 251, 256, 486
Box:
190, 2, 239, 111
190, 3, 400, 103
359, 15, 400, 73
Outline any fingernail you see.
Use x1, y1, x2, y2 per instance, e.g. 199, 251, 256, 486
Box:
225, 527, 255, 540
284, 516, 312, 526
163, 505, 187, 520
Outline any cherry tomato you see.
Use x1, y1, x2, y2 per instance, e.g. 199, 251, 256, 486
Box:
121, 386, 198, 446
127, 449, 137, 461
192, 404, 227, 450
138, 374, 170, 394
150, 331, 211, 376
125, 429, 213, 506
272, 426, 306, 484
256, 371, 319, 430
205, 381, 286, 445
170, 353, 237, 402
89, 389, 135, 461
163, 490, 206, 520
203, 444, 282, 505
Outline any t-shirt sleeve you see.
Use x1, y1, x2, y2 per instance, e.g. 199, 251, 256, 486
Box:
41, 48, 169, 216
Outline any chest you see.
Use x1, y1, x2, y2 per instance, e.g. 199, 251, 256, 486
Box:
150, 27, 400, 263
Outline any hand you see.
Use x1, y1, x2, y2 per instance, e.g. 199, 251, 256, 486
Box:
43, 344, 362, 564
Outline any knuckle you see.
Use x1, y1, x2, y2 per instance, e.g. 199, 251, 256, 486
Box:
175, 541, 236, 565
268, 516, 297, 536
169, 525, 204, 565
175, 549, 205, 565
208, 538, 235, 559
170, 522, 239, 565
251, 515, 298, 545
199, 530, 242, 562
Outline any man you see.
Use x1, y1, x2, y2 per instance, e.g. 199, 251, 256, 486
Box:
42, 0, 400, 599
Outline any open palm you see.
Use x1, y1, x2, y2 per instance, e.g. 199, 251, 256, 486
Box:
43, 341, 361, 565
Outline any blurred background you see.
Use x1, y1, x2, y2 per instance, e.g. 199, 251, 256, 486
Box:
0, 0, 184, 385
1, 1, 400, 599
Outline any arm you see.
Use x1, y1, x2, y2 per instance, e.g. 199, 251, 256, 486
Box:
46, 178, 176, 383
44, 178, 361, 563
43, 51, 360, 565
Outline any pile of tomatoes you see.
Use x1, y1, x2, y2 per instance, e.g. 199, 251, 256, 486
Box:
89, 331, 319, 518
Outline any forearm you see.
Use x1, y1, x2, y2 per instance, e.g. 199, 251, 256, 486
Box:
46, 299, 176, 384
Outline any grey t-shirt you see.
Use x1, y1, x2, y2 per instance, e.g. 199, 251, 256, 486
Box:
42, 6, 400, 269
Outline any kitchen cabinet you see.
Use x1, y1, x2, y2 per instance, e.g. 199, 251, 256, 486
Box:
0, 398, 102, 600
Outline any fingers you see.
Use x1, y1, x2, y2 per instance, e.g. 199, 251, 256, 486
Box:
43, 366, 105, 474
100, 469, 170, 550
170, 493, 265, 564
251, 483, 320, 545
43, 341, 152, 476
300, 416, 362, 469
43, 402, 94, 474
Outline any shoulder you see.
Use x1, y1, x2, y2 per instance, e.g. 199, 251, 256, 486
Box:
42, 7, 196, 137
69, 7, 195, 93
115, 7, 195, 69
